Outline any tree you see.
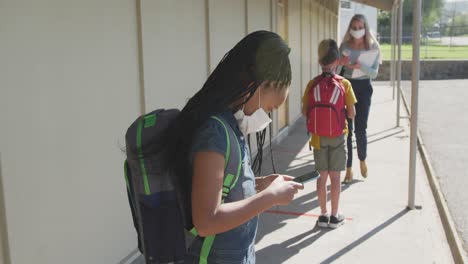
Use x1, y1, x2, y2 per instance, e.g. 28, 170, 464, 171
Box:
403, 0, 444, 35
377, 0, 445, 40
378, 10, 392, 43
451, 14, 468, 36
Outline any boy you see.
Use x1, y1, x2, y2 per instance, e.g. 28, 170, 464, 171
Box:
302, 39, 356, 228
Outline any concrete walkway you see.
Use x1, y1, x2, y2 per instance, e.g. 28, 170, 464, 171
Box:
255, 83, 455, 263
400, 79, 468, 256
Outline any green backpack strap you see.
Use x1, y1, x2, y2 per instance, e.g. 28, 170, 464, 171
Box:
210, 116, 242, 201
195, 115, 242, 264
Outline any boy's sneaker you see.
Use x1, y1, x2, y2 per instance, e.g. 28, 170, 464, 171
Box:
316, 214, 329, 228
329, 214, 345, 229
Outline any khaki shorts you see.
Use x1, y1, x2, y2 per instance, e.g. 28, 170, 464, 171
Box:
313, 135, 346, 172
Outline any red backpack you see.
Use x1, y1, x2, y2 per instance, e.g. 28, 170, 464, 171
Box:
306, 73, 346, 137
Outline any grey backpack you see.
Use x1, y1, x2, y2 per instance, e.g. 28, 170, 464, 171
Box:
124, 109, 241, 263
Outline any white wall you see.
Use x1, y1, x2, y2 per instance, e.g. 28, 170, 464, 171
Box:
325, 10, 330, 40
209, 0, 246, 71
319, 5, 326, 43
246, 0, 273, 156
287, 0, 302, 124
0, 154, 9, 264
0, 1, 340, 262
329, 11, 334, 39
311, 1, 320, 77
141, 0, 208, 111
247, 0, 272, 33
301, 0, 312, 97
0, 0, 141, 263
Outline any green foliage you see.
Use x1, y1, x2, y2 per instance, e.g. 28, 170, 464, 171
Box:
378, 0, 445, 38
451, 14, 468, 36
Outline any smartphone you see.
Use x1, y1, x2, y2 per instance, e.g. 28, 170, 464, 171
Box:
293, 171, 320, 184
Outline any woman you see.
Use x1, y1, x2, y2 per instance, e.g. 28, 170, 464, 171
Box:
164, 31, 304, 264
338, 14, 381, 183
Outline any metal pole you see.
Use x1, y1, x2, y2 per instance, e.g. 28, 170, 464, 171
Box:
0, 153, 12, 264
391, 5, 396, 99
425, 35, 428, 59
450, 3, 456, 49
394, 4, 398, 96
396, 1, 403, 127
136, 0, 146, 115
408, 0, 422, 210
134, 2, 149, 260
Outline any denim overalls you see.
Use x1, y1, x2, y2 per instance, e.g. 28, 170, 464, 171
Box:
184, 110, 258, 264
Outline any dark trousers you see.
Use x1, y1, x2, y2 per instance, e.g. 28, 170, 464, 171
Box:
347, 79, 373, 168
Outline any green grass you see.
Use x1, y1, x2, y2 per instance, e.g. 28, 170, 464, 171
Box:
380, 44, 468, 60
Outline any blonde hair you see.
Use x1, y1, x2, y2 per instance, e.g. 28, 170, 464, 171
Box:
343, 14, 381, 54
318, 39, 339, 67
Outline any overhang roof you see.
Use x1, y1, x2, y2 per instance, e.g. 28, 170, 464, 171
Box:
351, 0, 399, 11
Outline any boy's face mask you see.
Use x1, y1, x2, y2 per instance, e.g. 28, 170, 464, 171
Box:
234, 88, 272, 135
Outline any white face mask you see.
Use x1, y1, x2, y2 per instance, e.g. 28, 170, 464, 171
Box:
234, 89, 272, 135
350, 29, 365, 39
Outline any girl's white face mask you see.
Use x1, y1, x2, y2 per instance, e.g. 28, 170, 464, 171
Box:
350, 28, 365, 39
234, 89, 272, 135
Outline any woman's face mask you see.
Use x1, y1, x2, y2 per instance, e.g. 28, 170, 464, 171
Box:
350, 28, 365, 39
350, 20, 366, 39
234, 88, 272, 135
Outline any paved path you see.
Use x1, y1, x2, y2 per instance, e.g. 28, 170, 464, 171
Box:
399, 79, 468, 255
254, 83, 455, 263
